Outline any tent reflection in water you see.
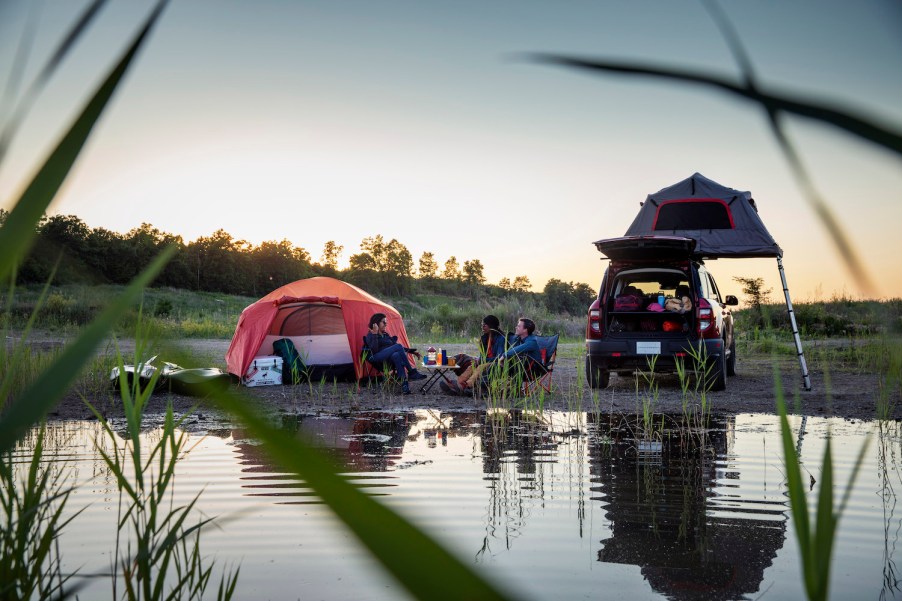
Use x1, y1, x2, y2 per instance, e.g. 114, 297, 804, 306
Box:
620, 172, 810, 390
225, 277, 414, 383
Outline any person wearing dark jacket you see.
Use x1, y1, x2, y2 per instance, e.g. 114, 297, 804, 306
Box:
464, 317, 540, 392
364, 313, 425, 394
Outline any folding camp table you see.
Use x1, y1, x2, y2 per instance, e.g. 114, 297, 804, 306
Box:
418, 363, 458, 394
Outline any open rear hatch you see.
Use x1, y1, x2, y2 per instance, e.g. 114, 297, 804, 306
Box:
593, 235, 695, 261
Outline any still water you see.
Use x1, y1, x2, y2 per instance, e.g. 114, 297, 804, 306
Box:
12, 411, 902, 600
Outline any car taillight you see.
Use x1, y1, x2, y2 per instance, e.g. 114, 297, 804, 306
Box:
696, 298, 720, 339
588, 308, 602, 338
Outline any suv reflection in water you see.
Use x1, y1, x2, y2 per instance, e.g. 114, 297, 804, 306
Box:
589, 413, 787, 600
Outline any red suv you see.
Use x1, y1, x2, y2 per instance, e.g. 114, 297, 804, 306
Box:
585, 236, 738, 390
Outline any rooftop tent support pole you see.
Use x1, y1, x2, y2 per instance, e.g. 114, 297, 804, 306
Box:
777, 256, 812, 391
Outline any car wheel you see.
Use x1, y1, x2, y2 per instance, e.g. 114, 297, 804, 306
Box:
585, 360, 610, 389
709, 351, 727, 391
726, 338, 736, 377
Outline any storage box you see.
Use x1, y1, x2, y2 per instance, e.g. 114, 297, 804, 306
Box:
242, 355, 283, 387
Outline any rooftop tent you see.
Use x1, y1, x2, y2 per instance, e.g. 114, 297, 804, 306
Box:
624, 172, 782, 258
618, 173, 811, 391
225, 277, 413, 381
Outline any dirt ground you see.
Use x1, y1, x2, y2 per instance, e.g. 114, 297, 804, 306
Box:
40, 338, 898, 423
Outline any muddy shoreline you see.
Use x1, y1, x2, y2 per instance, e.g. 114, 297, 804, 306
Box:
40, 339, 897, 424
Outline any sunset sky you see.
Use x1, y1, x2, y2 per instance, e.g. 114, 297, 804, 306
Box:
1, 1, 900, 301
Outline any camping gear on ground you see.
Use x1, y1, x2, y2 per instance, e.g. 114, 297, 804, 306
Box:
226, 277, 414, 383
273, 337, 307, 384
615, 172, 810, 390
110, 356, 230, 397
242, 355, 283, 387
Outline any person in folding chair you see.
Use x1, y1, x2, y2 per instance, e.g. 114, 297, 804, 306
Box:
363, 313, 426, 395
439, 314, 507, 396
467, 317, 542, 395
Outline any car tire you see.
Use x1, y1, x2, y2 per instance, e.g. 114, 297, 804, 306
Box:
726, 338, 736, 377
709, 351, 727, 391
585, 360, 610, 389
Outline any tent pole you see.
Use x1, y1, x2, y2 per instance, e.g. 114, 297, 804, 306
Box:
777, 256, 812, 391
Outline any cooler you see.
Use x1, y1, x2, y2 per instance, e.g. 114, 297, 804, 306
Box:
242, 355, 283, 387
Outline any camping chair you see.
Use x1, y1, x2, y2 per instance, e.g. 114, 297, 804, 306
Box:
358, 337, 418, 393
521, 334, 559, 395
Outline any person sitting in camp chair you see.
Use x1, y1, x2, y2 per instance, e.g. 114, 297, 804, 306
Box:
439, 314, 508, 396
363, 313, 426, 395
465, 317, 542, 395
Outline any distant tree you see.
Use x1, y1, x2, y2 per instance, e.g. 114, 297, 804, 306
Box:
462, 259, 486, 286
41, 214, 90, 257
573, 282, 596, 307
418, 252, 438, 279
251, 239, 312, 291
320, 240, 343, 271
511, 275, 531, 293
498, 277, 512, 291
348, 235, 413, 294
442, 256, 461, 281
733, 276, 771, 309
348, 252, 377, 271
359, 235, 387, 269
733, 276, 773, 329
186, 229, 252, 294
543, 278, 595, 315
383, 239, 414, 294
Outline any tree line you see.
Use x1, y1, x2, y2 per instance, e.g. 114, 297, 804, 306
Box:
1, 211, 595, 315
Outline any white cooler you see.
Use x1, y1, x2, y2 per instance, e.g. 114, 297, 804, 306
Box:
242, 355, 283, 387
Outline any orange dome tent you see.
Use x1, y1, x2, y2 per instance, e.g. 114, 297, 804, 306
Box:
225, 277, 413, 381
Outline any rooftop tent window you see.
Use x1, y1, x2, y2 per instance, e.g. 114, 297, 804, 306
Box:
653, 199, 735, 230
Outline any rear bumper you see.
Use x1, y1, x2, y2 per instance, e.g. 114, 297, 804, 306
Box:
586, 337, 723, 372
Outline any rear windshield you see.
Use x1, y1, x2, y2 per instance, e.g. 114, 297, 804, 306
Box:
610, 268, 693, 300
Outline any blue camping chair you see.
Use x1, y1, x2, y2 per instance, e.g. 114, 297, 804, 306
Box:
521, 334, 559, 395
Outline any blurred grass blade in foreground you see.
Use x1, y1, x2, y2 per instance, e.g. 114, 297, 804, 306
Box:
529, 54, 902, 157
0, 246, 174, 453
775, 371, 869, 601
210, 387, 516, 601
0, 0, 108, 164
0, 0, 169, 286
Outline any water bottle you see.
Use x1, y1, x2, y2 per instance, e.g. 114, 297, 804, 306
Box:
657, 294, 665, 306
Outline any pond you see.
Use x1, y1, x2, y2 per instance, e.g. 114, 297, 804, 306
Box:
8, 410, 901, 600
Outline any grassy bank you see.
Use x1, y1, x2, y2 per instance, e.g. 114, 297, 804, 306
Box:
8, 284, 901, 343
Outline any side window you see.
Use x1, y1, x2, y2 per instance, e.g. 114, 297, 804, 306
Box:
707, 274, 723, 302
697, 270, 711, 299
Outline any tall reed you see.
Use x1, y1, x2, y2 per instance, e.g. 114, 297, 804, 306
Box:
0, 427, 81, 600
775, 371, 869, 601
87, 369, 238, 600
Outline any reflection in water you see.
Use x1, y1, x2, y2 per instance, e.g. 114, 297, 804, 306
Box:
477, 410, 565, 560
229, 412, 418, 502
588, 413, 787, 600
10, 413, 902, 599
878, 420, 902, 600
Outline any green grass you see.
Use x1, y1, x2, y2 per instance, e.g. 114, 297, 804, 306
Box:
0, 427, 80, 600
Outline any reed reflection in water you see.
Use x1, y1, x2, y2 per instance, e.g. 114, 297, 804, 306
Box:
10, 411, 901, 600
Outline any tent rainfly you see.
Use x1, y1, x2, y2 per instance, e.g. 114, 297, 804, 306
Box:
225, 277, 414, 382
624, 172, 810, 390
